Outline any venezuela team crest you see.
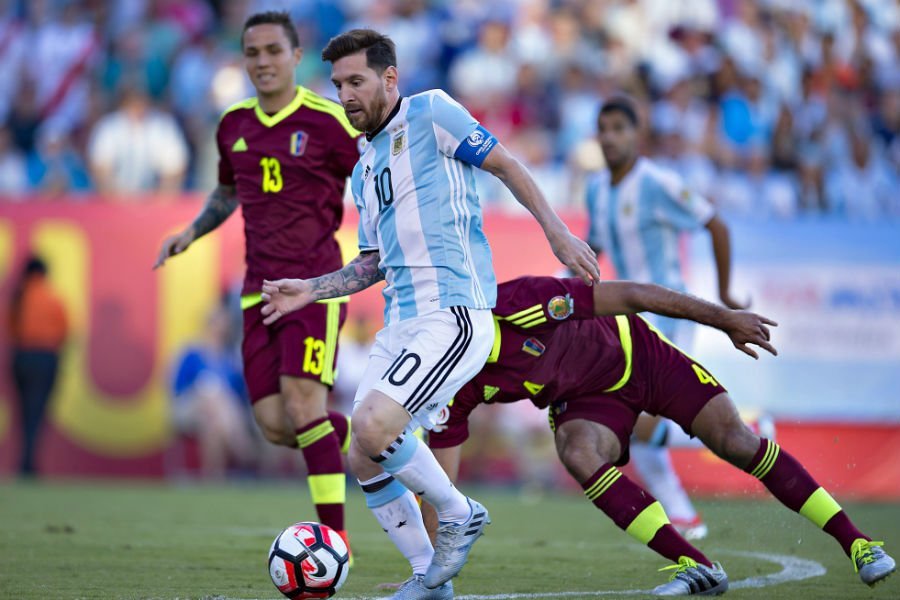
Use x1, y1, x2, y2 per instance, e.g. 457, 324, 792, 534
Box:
290, 131, 308, 157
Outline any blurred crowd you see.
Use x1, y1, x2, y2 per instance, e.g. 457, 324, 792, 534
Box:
0, 0, 898, 220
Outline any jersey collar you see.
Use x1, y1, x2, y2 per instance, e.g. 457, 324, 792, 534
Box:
253, 86, 307, 128
365, 96, 403, 141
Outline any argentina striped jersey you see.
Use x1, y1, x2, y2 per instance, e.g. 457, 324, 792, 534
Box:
585, 157, 715, 338
351, 90, 498, 324
585, 157, 715, 293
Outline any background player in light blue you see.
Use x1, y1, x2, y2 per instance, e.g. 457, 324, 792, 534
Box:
261, 28, 600, 599
586, 96, 747, 541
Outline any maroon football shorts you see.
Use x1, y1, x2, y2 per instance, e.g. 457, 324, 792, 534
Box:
242, 300, 347, 403
549, 314, 727, 465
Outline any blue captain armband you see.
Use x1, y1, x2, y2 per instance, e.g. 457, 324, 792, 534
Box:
454, 125, 498, 167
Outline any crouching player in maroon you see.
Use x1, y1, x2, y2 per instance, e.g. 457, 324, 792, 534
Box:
154, 11, 360, 548
423, 276, 895, 595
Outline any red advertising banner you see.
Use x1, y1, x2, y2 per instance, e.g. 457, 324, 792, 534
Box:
2, 199, 898, 500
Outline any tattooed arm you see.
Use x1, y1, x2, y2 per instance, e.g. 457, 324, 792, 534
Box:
260, 251, 384, 325
153, 184, 238, 268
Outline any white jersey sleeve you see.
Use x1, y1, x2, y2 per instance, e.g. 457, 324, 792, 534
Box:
429, 90, 497, 167
647, 162, 715, 230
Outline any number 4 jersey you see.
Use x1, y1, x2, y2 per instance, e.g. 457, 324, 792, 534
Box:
351, 90, 500, 325
216, 86, 363, 296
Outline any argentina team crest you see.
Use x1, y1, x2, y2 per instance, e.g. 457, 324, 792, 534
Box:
289, 131, 308, 156
547, 294, 574, 320
391, 130, 407, 156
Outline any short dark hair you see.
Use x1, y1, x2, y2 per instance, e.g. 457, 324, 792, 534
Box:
599, 96, 639, 127
24, 255, 47, 277
321, 29, 396, 74
241, 11, 300, 49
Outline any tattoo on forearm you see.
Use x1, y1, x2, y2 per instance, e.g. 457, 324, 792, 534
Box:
310, 252, 384, 300
192, 185, 238, 237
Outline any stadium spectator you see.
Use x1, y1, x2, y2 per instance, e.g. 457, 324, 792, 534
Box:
0, 0, 894, 222
169, 301, 256, 480
87, 84, 188, 196
0, 126, 28, 197
0, 0, 27, 126
27, 0, 99, 136
826, 123, 898, 220
27, 127, 92, 196
7, 255, 68, 478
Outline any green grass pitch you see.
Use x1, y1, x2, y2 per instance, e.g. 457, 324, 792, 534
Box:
1, 481, 897, 599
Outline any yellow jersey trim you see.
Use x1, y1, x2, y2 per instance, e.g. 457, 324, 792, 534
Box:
303, 92, 361, 138
220, 97, 257, 120
603, 315, 633, 392
486, 317, 502, 363
253, 86, 307, 128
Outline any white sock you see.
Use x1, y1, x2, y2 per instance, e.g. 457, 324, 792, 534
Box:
360, 478, 433, 575
630, 442, 698, 522
379, 433, 471, 523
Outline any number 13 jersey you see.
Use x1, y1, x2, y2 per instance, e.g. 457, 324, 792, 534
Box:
216, 86, 362, 296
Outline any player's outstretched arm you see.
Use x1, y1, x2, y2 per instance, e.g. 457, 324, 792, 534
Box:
260, 251, 384, 325
480, 144, 600, 285
153, 184, 238, 269
591, 280, 778, 359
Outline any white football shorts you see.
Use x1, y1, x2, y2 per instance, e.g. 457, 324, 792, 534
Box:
353, 306, 494, 430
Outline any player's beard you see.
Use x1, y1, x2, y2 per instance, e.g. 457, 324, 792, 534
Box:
362, 88, 390, 133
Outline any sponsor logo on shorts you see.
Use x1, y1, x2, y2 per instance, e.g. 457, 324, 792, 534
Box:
425, 402, 439, 411
547, 294, 574, 320
431, 400, 453, 433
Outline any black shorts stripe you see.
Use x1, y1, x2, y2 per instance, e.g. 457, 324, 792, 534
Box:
407, 306, 474, 414
402, 307, 468, 413
407, 306, 472, 413
406, 307, 473, 415
404, 307, 473, 415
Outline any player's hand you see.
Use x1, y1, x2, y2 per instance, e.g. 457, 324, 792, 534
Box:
723, 310, 777, 359
720, 290, 751, 310
549, 231, 601, 285
260, 279, 314, 325
153, 228, 195, 269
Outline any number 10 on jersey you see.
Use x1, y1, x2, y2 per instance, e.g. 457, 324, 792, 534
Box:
374, 167, 394, 211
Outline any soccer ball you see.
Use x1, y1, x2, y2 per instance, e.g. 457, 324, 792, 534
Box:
268, 522, 349, 599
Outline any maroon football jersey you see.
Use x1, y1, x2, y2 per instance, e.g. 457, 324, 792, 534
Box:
216, 86, 362, 294
430, 276, 628, 447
